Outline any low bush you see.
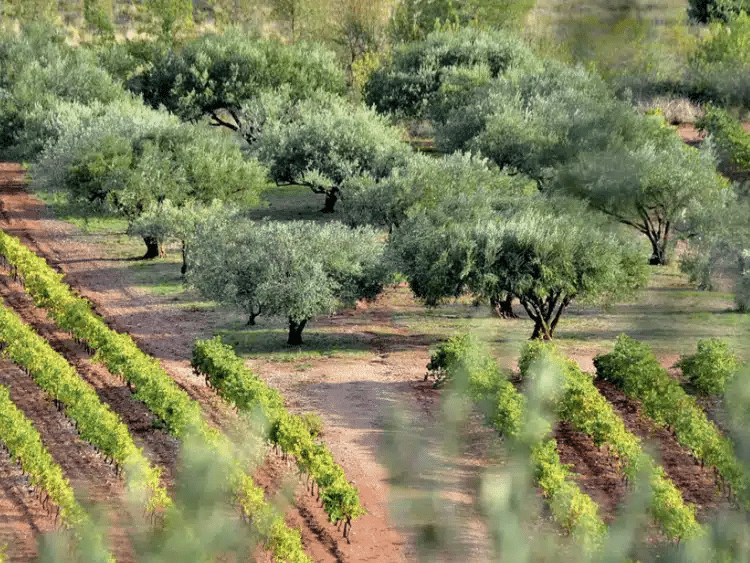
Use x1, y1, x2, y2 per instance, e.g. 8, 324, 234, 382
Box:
676, 338, 742, 395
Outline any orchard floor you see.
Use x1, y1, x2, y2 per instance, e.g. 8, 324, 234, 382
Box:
0, 161, 738, 562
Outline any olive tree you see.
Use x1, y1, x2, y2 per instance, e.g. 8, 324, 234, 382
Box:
132, 30, 346, 138
553, 137, 732, 265
364, 27, 536, 120
126, 200, 243, 275
187, 220, 388, 345
341, 151, 534, 230
434, 60, 732, 265
434, 61, 627, 185
0, 25, 130, 160
251, 94, 412, 212
390, 208, 649, 339
32, 101, 270, 258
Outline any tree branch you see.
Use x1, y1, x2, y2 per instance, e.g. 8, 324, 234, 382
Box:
209, 111, 239, 132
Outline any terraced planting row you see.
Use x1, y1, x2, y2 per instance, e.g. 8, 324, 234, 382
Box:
0, 227, 364, 561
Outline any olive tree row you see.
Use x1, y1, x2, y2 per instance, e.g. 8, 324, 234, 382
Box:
132, 31, 346, 136
431, 60, 732, 265
31, 100, 270, 258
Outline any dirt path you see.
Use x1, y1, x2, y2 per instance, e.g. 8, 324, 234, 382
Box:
0, 163, 419, 562
0, 160, 733, 561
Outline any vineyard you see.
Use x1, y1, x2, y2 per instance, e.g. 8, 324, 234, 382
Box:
3, 1, 750, 558
0, 151, 749, 562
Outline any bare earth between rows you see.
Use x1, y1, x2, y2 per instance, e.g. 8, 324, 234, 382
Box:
0, 161, 733, 561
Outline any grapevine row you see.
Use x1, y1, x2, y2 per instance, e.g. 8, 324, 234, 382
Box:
192, 336, 364, 536
0, 302, 170, 513
520, 342, 703, 541
595, 334, 748, 506
431, 334, 607, 551
0, 384, 113, 561
0, 229, 312, 563
0, 383, 85, 526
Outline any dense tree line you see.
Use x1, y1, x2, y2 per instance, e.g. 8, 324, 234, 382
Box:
1, 17, 747, 343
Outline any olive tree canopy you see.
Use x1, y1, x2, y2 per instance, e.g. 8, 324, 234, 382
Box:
391, 208, 649, 339
187, 219, 388, 345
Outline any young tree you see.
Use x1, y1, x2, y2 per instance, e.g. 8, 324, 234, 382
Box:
83, 0, 115, 38
187, 220, 388, 345
390, 208, 648, 339
251, 94, 412, 212
144, 0, 194, 40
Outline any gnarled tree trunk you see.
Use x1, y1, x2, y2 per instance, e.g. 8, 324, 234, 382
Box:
490, 294, 518, 319
321, 187, 340, 214
287, 317, 308, 346
142, 235, 160, 259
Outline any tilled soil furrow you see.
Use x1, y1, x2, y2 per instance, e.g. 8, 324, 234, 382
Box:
255, 453, 348, 563
0, 399, 57, 563
595, 379, 726, 519
554, 420, 628, 523
0, 360, 134, 562
0, 274, 182, 485
4, 223, 234, 432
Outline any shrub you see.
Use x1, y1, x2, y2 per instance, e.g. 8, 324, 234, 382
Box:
676, 338, 741, 395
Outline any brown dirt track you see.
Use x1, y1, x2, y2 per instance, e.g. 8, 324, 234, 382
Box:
0, 161, 734, 562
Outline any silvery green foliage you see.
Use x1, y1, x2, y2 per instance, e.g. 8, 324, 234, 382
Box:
133, 30, 346, 129
435, 61, 627, 183
0, 25, 131, 159
340, 151, 534, 229
32, 99, 180, 196
32, 100, 269, 222
436, 58, 733, 265
554, 132, 731, 265
391, 208, 648, 339
187, 219, 388, 341
365, 27, 537, 120
251, 93, 411, 211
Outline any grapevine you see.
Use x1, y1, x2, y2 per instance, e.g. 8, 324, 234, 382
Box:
0, 303, 170, 514
192, 336, 364, 536
520, 341, 703, 540
0, 229, 312, 563
595, 334, 749, 507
